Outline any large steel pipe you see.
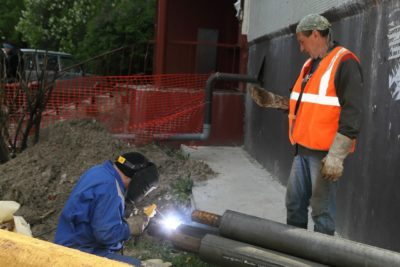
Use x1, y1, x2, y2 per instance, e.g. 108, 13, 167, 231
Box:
199, 234, 328, 267
218, 210, 400, 267
149, 218, 327, 267
147, 220, 218, 253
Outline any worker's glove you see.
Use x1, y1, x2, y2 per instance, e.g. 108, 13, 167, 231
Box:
141, 259, 172, 267
321, 133, 353, 181
126, 204, 157, 236
250, 85, 289, 110
126, 215, 150, 236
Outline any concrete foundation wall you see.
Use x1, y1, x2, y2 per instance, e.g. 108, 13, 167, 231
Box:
244, 0, 400, 251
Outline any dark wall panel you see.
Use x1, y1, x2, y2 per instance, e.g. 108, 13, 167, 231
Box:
245, 0, 400, 251
245, 30, 305, 184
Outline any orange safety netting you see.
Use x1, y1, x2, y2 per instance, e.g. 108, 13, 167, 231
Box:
5, 74, 210, 145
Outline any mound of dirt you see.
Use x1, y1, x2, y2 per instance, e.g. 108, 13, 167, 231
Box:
0, 119, 215, 241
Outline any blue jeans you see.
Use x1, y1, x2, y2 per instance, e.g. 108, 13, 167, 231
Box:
285, 154, 337, 235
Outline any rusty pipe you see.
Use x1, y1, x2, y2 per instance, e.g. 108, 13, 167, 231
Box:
191, 210, 221, 227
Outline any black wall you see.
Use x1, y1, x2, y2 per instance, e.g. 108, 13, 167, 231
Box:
245, 0, 400, 251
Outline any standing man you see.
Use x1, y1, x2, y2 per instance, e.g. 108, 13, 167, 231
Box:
1, 42, 24, 83
251, 14, 363, 235
55, 152, 159, 265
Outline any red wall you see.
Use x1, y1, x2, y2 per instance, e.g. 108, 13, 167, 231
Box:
155, 0, 240, 74
155, 0, 246, 145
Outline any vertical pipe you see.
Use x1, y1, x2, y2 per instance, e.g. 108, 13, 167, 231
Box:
204, 73, 257, 126
162, 72, 258, 140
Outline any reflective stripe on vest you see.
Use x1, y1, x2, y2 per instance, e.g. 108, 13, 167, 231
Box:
288, 46, 359, 150
290, 91, 340, 106
290, 47, 347, 106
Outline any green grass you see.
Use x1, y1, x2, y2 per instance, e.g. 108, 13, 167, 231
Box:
126, 239, 217, 267
162, 146, 190, 160
170, 174, 193, 205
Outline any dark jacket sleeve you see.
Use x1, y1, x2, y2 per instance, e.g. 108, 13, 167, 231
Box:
335, 57, 363, 139
91, 184, 131, 246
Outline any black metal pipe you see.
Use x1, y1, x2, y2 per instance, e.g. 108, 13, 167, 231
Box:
147, 219, 327, 267
146, 220, 219, 253
203, 72, 258, 127
199, 234, 328, 267
165, 72, 258, 141
218, 210, 400, 267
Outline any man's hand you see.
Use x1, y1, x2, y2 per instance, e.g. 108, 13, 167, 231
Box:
321, 133, 353, 181
321, 156, 344, 181
126, 215, 150, 236
250, 85, 289, 110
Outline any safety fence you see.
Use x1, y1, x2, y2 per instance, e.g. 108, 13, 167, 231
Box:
3, 74, 212, 145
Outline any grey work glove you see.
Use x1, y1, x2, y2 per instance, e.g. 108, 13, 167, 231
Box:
126, 215, 150, 236
250, 85, 289, 110
321, 133, 353, 181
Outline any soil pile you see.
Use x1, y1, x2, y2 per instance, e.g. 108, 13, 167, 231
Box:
0, 119, 215, 241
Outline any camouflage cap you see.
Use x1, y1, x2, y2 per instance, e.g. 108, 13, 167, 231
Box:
296, 14, 331, 33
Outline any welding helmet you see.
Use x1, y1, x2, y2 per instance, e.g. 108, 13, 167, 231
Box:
115, 152, 159, 203
126, 162, 159, 203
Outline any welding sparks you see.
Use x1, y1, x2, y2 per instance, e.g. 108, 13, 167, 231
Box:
161, 215, 182, 230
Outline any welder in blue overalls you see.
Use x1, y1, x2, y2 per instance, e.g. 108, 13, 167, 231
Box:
55, 152, 159, 266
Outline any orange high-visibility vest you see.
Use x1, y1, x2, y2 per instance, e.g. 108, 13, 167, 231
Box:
288, 46, 359, 151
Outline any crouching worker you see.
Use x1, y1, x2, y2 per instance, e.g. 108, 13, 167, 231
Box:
55, 152, 159, 266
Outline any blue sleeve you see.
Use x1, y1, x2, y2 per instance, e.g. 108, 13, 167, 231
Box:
91, 184, 131, 246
